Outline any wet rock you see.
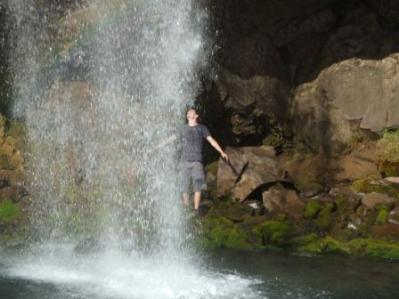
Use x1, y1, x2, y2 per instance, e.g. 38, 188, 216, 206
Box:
389, 206, 399, 225
361, 192, 396, 210
217, 146, 284, 201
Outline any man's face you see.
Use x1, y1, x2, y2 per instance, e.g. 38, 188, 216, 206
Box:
186, 109, 198, 122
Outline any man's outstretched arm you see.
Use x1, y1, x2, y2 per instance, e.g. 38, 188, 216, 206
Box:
206, 136, 228, 160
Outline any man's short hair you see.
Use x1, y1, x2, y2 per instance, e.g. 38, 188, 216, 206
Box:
186, 106, 197, 114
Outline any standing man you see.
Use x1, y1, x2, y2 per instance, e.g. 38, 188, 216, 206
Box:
181, 107, 228, 211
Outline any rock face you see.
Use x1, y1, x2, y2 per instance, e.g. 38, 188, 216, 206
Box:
204, 0, 399, 147
335, 146, 381, 182
292, 55, 399, 152
262, 186, 305, 220
217, 146, 284, 201
361, 192, 396, 210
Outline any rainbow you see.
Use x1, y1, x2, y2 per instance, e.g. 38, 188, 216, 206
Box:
41, 0, 146, 76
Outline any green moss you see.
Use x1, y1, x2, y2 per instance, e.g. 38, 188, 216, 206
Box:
376, 130, 399, 176
349, 238, 399, 260
202, 217, 234, 249
321, 237, 351, 255
379, 161, 399, 177
273, 213, 287, 222
336, 195, 351, 214
225, 226, 254, 250
375, 206, 389, 225
315, 203, 335, 230
297, 236, 399, 259
293, 233, 319, 246
304, 200, 322, 219
352, 179, 399, 198
377, 130, 399, 162
297, 236, 350, 255
0, 200, 21, 224
366, 242, 399, 259
297, 240, 323, 254
256, 220, 295, 247
262, 129, 284, 148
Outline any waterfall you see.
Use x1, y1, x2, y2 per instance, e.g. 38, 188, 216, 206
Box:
7, 0, 207, 257
1, 2, 261, 298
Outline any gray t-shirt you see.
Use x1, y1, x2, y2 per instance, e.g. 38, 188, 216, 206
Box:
181, 124, 211, 162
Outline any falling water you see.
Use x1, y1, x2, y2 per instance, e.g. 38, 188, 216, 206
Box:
1, 1, 261, 298
9, 0, 206, 255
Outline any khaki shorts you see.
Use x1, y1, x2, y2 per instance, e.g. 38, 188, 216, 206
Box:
180, 161, 207, 193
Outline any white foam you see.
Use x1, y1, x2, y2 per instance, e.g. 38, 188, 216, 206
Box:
5, 251, 262, 299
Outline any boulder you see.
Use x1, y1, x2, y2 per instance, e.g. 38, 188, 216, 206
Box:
262, 186, 305, 220
389, 206, 399, 225
262, 185, 286, 213
278, 150, 326, 195
384, 177, 399, 184
335, 150, 381, 182
285, 190, 306, 220
224, 203, 253, 222
217, 146, 284, 201
361, 192, 396, 210
291, 54, 399, 153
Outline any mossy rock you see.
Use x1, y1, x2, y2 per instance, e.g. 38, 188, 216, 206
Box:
0, 199, 21, 224
225, 226, 254, 250
262, 129, 284, 148
297, 236, 351, 255
292, 233, 319, 246
349, 238, 399, 260
376, 130, 399, 176
256, 220, 295, 247
304, 200, 322, 219
376, 130, 399, 163
321, 237, 351, 255
315, 202, 335, 230
224, 203, 253, 222
352, 179, 399, 198
375, 205, 390, 225
202, 217, 234, 249
379, 161, 399, 177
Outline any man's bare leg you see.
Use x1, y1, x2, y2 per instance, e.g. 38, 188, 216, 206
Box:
182, 192, 190, 207
194, 191, 201, 211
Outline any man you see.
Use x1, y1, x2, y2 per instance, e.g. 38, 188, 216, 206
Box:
181, 108, 228, 211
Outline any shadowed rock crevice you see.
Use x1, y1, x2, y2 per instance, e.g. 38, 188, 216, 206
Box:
201, 0, 399, 153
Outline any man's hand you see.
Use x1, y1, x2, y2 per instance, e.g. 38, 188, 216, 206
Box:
221, 151, 228, 161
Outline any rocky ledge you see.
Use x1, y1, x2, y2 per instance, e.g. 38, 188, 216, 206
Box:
199, 142, 399, 260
